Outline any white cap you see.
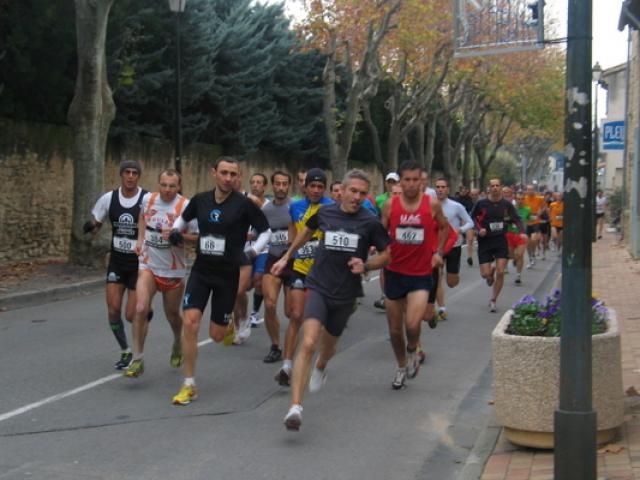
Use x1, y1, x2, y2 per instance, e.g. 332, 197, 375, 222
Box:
385, 172, 400, 182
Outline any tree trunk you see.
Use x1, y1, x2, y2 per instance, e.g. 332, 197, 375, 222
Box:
362, 101, 386, 175
414, 121, 425, 168
462, 137, 473, 187
425, 117, 436, 173
67, 0, 116, 266
387, 125, 403, 172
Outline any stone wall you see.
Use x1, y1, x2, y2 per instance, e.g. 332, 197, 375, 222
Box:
0, 118, 381, 264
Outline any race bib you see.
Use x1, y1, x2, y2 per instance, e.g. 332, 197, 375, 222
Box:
113, 236, 135, 254
297, 240, 319, 259
145, 230, 170, 249
530, 214, 538, 221
199, 235, 226, 256
555, 215, 563, 220
325, 231, 359, 252
270, 229, 289, 246
489, 222, 504, 232
395, 226, 424, 245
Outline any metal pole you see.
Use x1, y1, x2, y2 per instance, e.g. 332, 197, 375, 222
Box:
174, 11, 183, 174
622, 28, 632, 241
554, 0, 597, 477
592, 86, 598, 242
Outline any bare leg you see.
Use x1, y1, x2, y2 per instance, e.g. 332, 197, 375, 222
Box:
290, 319, 323, 406
263, 274, 283, 346
162, 282, 185, 345
386, 298, 407, 368
132, 270, 157, 357
492, 258, 508, 302
283, 288, 305, 362
181, 309, 202, 378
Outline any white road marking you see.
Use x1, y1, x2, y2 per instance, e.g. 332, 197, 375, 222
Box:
0, 338, 214, 424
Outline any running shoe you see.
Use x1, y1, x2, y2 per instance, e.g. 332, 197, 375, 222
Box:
489, 300, 497, 313
406, 351, 420, 379
426, 313, 438, 329
392, 368, 407, 390
284, 404, 303, 431
275, 367, 291, 386
309, 367, 327, 394
486, 270, 495, 287
374, 296, 386, 310
170, 342, 183, 368
147, 309, 154, 322
124, 359, 144, 378
114, 351, 133, 370
417, 347, 427, 364
467, 257, 473, 267
233, 318, 252, 345
263, 346, 282, 363
222, 322, 236, 346
515, 275, 522, 285
249, 311, 264, 328
172, 384, 198, 405
437, 308, 448, 322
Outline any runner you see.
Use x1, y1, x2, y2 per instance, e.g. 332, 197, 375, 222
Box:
261, 171, 294, 363
538, 191, 553, 259
271, 169, 391, 431
549, 192, 564, 252
83, 159, 147, 370
381, 161, 448, 390
168, 156, 270, 405
274, 168, 332, 387
522, 184, 545, 268
292, 168, 307, 201
125, 169, 198, 378
470, 179, 525, 312
329, 181, 343, 203
428, 178, 474, 322
596, 189, 607, 240
248, 172, 270, 328
507, 191, 531, 285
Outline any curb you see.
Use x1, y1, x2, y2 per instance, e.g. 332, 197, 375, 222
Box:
0, 278, 104, 311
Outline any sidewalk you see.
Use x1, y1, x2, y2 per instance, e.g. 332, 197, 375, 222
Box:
479, 232, 640, 480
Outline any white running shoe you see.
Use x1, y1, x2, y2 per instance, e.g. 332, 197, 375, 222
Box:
392, 368, 407, 390
284, 404, 303, 431
406, 351, 420, 379
233, 318, 252, 345
489, 301, 497, 313
309, 366, 327, 394
249, 311, 264, 327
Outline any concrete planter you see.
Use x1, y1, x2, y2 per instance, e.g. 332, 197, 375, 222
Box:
492, 309, 624, 449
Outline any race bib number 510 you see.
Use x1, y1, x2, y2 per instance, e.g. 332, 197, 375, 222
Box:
325, 231, 359, 252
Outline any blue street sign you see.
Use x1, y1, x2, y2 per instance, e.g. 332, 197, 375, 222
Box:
603, 121, 625, 150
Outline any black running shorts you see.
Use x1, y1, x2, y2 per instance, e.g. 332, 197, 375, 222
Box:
106, 261, 138, 290
444, 246, 462, 275
477, 236, 509, 265
182, 267, 239, 326
303, 289, 356, 338
383, 269, 433, 300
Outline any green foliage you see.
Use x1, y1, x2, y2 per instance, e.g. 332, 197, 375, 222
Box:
486, 151, 519, 186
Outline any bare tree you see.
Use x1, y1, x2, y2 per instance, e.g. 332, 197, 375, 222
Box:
67, 0, 116, 265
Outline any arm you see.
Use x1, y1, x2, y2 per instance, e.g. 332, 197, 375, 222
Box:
507, 203, 525, 234
458, 204, 474, 234
431, 198, 449, 268
270, 226, 314, 276
136, 210, 146, 255
380, 198, 391, 229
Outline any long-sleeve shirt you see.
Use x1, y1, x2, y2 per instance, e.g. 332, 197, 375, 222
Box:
441, 198, 474, 247
470, 198, 525, 238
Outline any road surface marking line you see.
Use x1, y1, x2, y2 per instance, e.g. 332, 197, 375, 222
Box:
0, 338, 214, 424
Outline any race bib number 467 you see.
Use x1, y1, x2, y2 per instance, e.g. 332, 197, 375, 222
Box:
395, 226, 424, 245
324, 231, 359, 252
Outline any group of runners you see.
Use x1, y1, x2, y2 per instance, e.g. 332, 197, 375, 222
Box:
84, 157, 564, 431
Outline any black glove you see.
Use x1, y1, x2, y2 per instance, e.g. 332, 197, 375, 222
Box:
169, 229, 183, 246
82, 221, 95, 234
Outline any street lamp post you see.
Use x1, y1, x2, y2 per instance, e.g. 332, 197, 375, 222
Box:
592, 62, 603, 242
168, 0, 186, 174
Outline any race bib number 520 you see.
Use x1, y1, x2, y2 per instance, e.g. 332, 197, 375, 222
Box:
199, 235, 226, 256
325, 231, 359, 252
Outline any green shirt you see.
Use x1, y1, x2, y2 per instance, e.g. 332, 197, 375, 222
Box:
375, 192, 390, 211
508, 206, 531, 233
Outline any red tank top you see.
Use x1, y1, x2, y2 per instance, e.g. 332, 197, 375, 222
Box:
387, 194, 435, 275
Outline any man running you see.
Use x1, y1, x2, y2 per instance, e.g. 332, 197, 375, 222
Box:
261, 171, 294, 363
373, 172, 400, 310
549, 192, 564, 252
248, 172, 270, 328
381, 161, 448, 390
271, 169, 391, 431
428, 178, 473, 322
274, 168, 332, 386
84, 159, 147, 370
125, 169, 197, 378
596, 189, 607, 240
292, 168, 307, 201
507, 191, 530, 285
522, 184, 545, 268
329, 181, 343, 203
168, 156, 270, 405
471, 179, 525, 312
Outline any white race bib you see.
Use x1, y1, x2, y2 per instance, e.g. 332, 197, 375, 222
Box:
324, 231, 359, 252
395, 226, 424, 245
199, 235, 226, 256
297, 240, 319, 259
270, 229, 289, 246
145, 230, 170, 249
529, 214, 538, 221
489, 222, 504, 232
555, 215, 563, 220
113, 236, 135, 253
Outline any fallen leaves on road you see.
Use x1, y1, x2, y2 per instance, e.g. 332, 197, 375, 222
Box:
597, 444, 625, 454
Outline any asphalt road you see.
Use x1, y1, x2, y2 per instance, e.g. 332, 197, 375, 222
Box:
0, 256, 559, 480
